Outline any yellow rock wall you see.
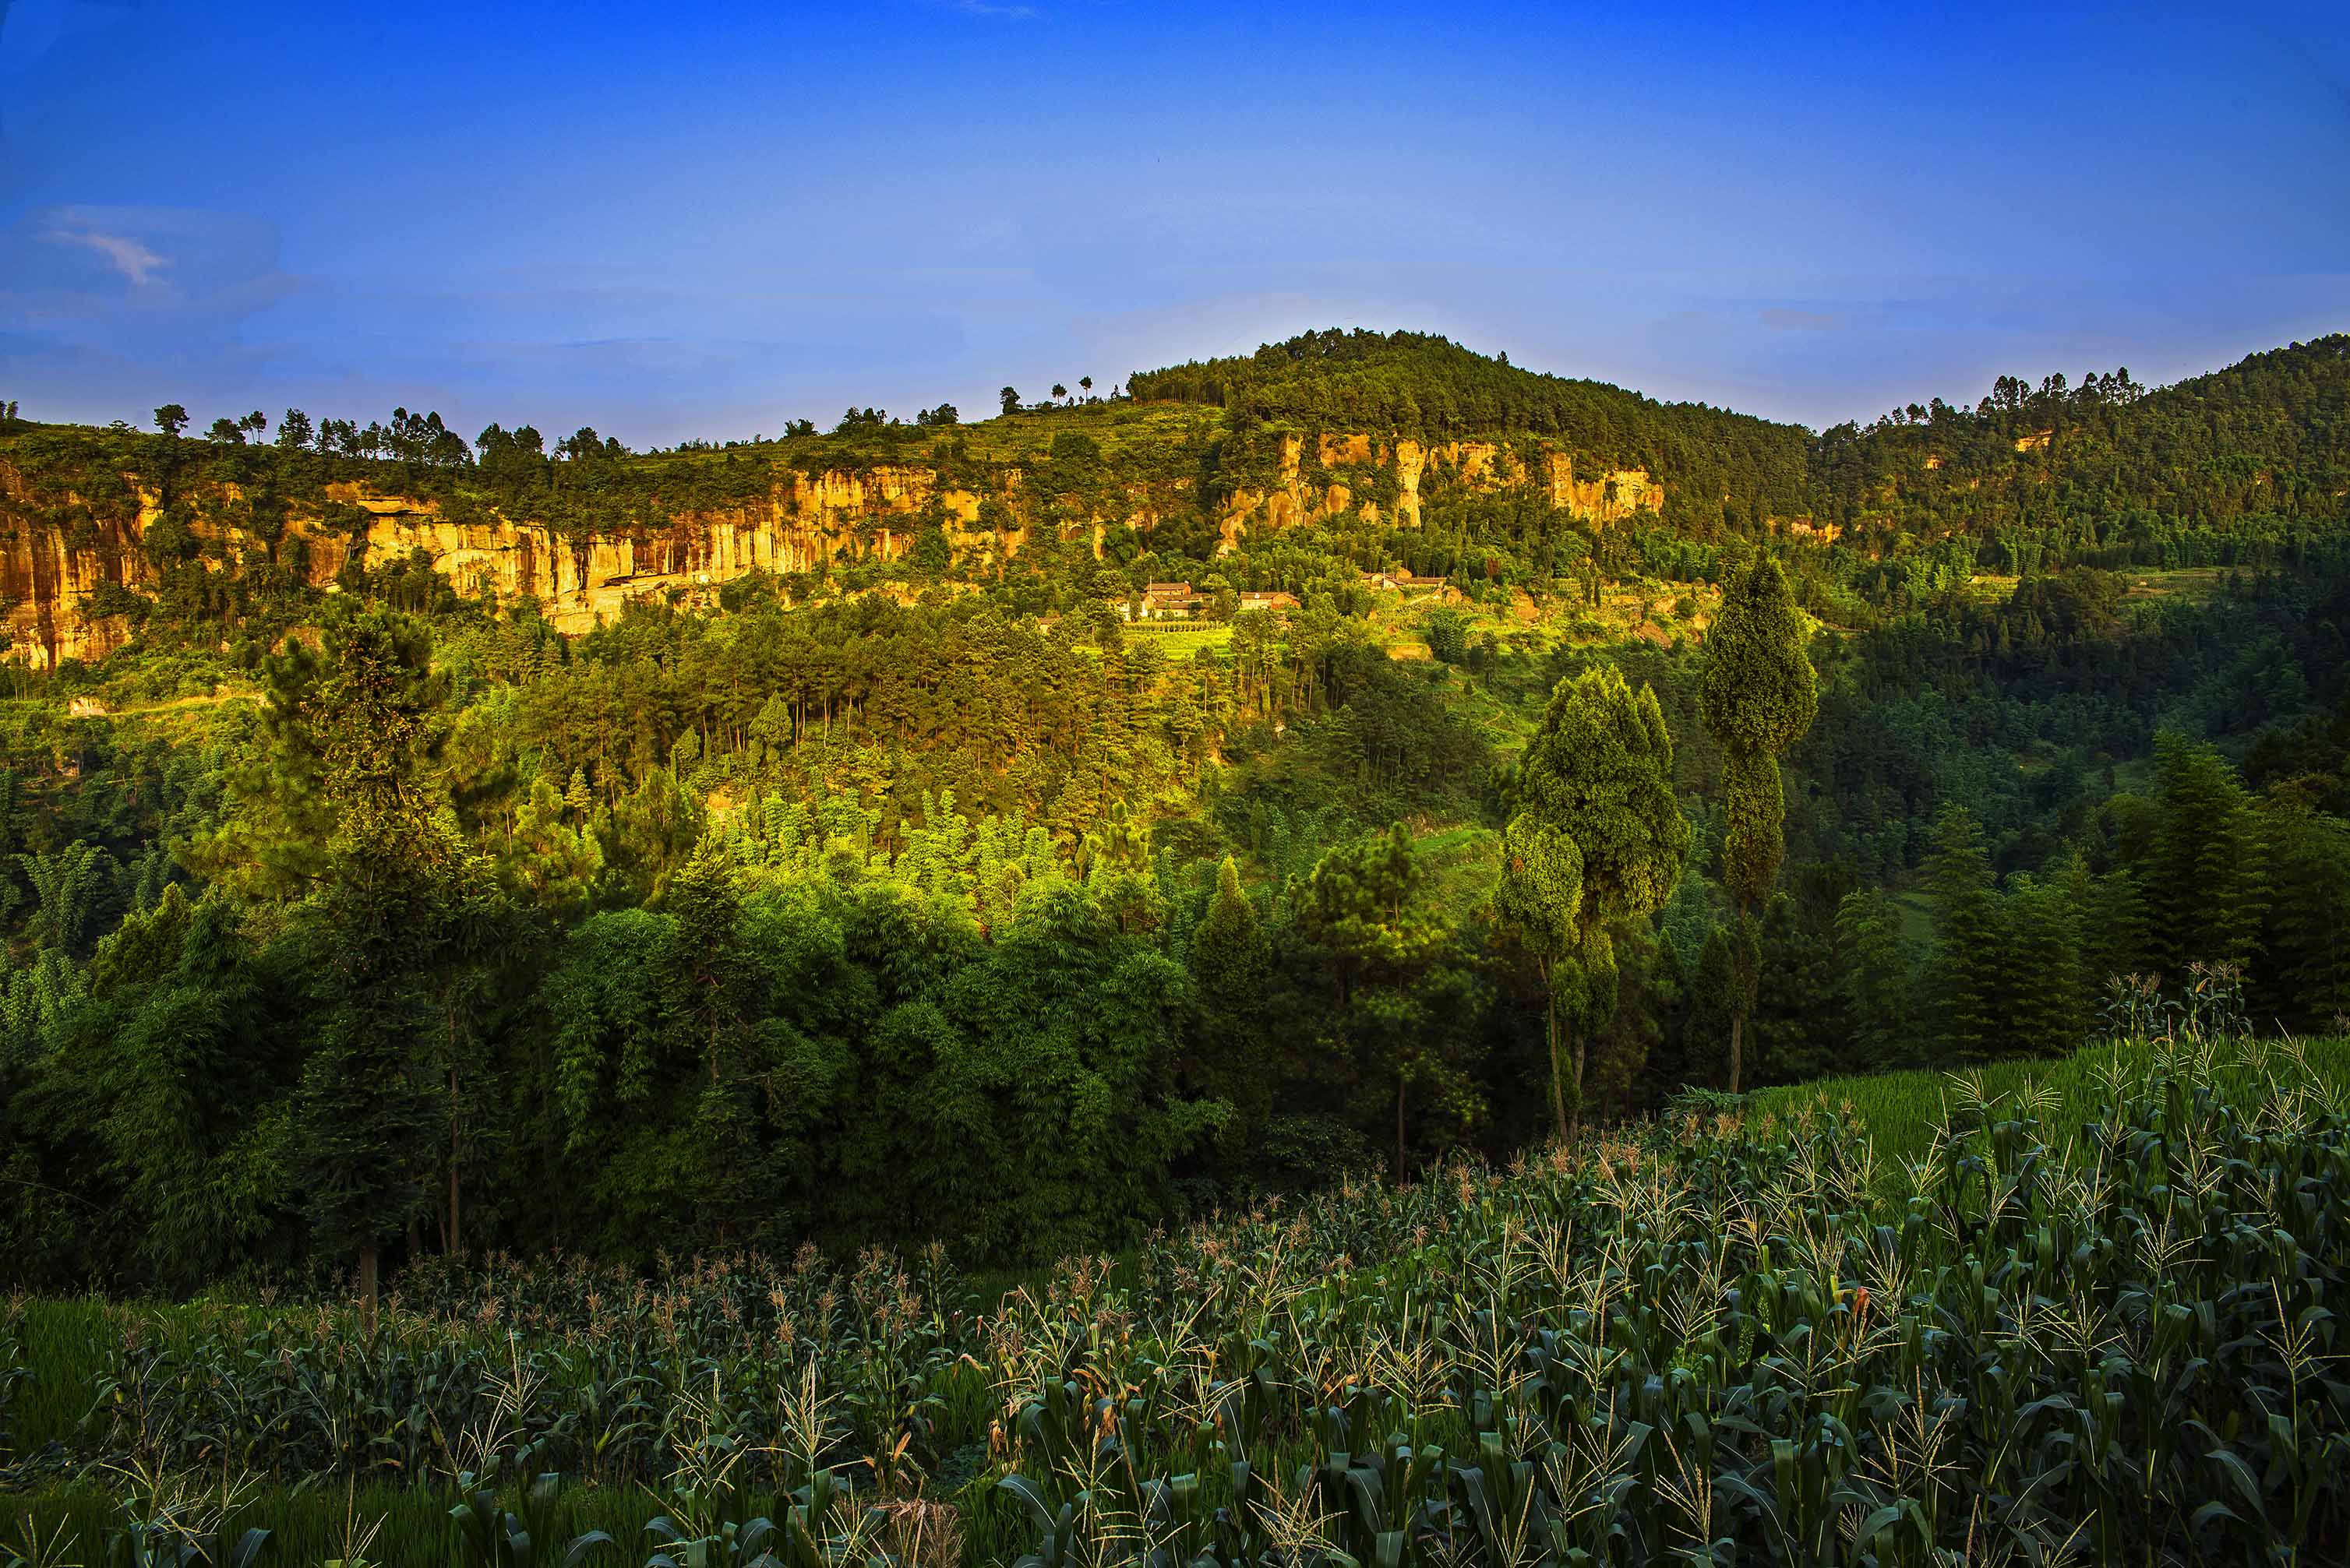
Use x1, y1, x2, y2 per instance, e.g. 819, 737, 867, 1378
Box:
0, 432, 1672, 666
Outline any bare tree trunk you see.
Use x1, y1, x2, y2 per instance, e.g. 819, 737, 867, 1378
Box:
446, 1062, 460, 1260
1729, 898, 1754, 1094
1546, 978, 1566, 1140
1568, 1032, 1588, 1140
358, 1246, 379, 1339
1395, 1074, 1407, 1182
448, 1063, 463, 1258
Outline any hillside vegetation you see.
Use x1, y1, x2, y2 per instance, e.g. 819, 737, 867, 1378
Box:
0, 329, 2343, 1300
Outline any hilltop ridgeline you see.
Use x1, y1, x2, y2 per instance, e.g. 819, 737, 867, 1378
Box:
0, 328, 2341, 666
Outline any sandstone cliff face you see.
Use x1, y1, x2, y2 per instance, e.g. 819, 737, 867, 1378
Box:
0, 432, 1670, 667
1220, 435, 1661, 543
0, 460, 974, 666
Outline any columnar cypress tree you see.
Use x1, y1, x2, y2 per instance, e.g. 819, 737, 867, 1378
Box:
1699, 556, 1818, 1091
1498, 665, 1689, 1136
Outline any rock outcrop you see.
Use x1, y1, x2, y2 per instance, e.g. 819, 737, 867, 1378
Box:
0, 430, 1669, 667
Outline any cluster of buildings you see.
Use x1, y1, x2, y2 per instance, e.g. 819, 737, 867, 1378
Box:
1360, 570, 1450, 594
1116, 581, 1304, 622
1116, 571, 1447, 623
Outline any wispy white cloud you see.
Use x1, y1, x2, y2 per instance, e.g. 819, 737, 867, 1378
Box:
42, 221, 168, 287
0, 205, 295, 421
937, 0, 1038, 19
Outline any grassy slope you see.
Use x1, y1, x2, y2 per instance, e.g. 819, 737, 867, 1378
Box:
1748, 1033, 2350, 1187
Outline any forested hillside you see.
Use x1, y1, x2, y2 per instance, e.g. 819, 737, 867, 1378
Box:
0, 329, 2346, 1295
1129, 327, 1812, 532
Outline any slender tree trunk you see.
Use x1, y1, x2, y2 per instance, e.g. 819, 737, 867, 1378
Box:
358, 1245, 379, 1339
1545, 971, 1566, 1140
1729, 897, 1753, 1094
1568, 1032, 1588, 1140
447, 1065, 462, 1256
1395, 1074, 1408, 1182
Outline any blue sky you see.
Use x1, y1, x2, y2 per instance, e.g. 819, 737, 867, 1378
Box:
2, 1, 2345, 446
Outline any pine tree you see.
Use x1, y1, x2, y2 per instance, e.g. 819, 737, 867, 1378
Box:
1188, 856, 1272, 1146
564, 766, 596, 822
2251, 808, 2350, 1033
2144, 734, 2268, 972
1294, 826, 1480, 1179
2001, 872, 2084, 1054
281, 609, 457, 1332
2059, 850, 2147, 1024
1834, 886, 1914, 1068
1699, 556, 1818, 1091
1749, 889, 1848, 1084
1924, 806, 2003, 1062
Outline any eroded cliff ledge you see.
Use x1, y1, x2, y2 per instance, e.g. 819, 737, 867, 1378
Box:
0, 432, 1664, 668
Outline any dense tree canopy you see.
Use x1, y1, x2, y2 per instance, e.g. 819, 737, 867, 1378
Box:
0, 328, 2346, 1290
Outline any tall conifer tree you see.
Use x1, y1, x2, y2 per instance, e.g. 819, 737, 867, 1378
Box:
1924, 806, 2002, 1062
1699, 556, 1818, 1091
2145, 735, 2268, 973
281, 610, 456, 1332
1189, 856, 1273, 1146
1834, 886, 1913, 1067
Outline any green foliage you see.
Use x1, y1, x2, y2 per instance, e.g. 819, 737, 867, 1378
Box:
0, 326, 2348, 1305
48, 888, 296, 1287
275, 611, 468, 1309
1129, 327, 1809, 531
1186, 858, 1272, 1147
8, 1040, 2350, 1564
1699, 557, 1818, 765
1501, 665, 1688, 1131
2253, 807, 2350, 1031
1510, 667, 1688, 969
1418, 605, 1470, 665
1699, 555, 1819, 1092
1293, 826, 1482, 1177
1833, 886, 1912, 1068
2139, 732, 2268, 972
1923, 806, 2003, 1063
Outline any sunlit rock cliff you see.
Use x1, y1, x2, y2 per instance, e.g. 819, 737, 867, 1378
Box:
0, 431, 1662, 668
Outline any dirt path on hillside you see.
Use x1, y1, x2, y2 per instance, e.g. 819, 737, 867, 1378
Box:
69, 691, 260, 719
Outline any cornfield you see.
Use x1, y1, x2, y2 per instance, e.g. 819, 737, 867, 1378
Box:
5, 1034, 2349, 1565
